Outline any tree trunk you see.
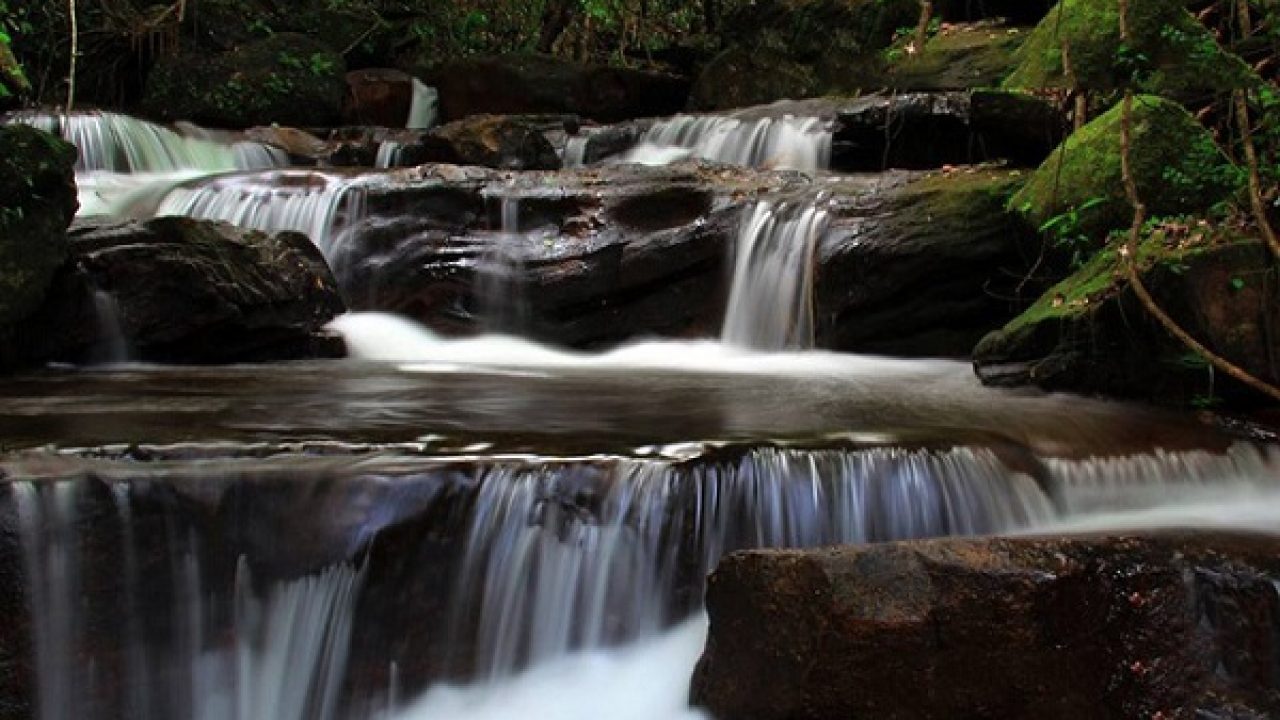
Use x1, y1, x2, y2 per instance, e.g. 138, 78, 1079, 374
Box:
538, 0, 578, 54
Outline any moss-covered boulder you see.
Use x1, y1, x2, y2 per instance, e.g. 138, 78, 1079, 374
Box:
721, 0, 920, 63
1002, 0, 1255, 98
0, 125, 77, 327
973, 229, 1280, 408
886, 22, 1026, 90
142, 33, 346, 128
688, 46, 821, 111
1010, 95, 1238, 240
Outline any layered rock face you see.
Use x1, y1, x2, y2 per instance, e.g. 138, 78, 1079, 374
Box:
693, 533, 1280, 720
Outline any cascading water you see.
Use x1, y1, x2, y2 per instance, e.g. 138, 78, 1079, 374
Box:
89, 287, 132, 364
623, 114, 832, 172
154, 170, 372, 257
406, 80, 440, 131
474, 192, 531, 332
721, 199, 830, 350
3, 111, 287, 217
12, 480, 363, 720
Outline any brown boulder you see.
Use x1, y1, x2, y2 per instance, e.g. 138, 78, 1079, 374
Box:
343, 68, 416, 127
693, 533, 1280, 719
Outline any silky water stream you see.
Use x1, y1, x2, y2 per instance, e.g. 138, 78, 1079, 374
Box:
1, 109, 1278, 720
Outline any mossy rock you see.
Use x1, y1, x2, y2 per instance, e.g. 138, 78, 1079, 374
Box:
689, 46, 821, 111
0, 125, 77, 327
0, 40, 30, 107
887, 22, 1027, 90
1010, 95, 1238, 240
974, 230, 1280, 409
721, 0, 920, 63
1002, 0, 1255, 98
142, 33, 346, 128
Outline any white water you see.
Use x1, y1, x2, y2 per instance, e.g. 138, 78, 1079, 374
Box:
406, 80, 439, 131
154, 170, 372, 256
90, 288, 132, 363
722, 200, 830, 349
4, 112, 287, 217
394, 618, 709, 720
473, 192, 531, 332
623, 114, 831, 172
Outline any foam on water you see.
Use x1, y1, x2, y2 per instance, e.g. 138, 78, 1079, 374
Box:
623, 114, 831, 172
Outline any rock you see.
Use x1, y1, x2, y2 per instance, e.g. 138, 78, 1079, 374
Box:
720, 0, 918, 64
833, 91, 1066, 170
343, 68, 417, 127
817, 168, 1036, 356
1003, 0, 1256, 98
405, 115, 562, 171
244, 125, 330, 160
973, 234, 1280, 409
570, 120, 654, 166
933, 0, 1057, 23
0, 125, 77, 328
333, 162, 808, 346
425, 54, 690, 123
1011, 95, 1238, 240
688, 46, 820, 112
142, 33, 347, 128
67, 216, 345, 363
334, 162, 1034, 356
692, 532, 1280, 720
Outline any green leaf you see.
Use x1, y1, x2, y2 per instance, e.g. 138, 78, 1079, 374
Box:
1230, 277, 1245, 291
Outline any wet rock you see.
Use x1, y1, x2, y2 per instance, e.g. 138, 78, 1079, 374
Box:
426, 53, 689, 123
692, 532, 1280, 720
817, 168, 1036, 356
406, 115, 562, 171
973, 236, 1280, 409
245, 125, 331, 161
142, 33, 347, 128
335, 162, 808, 346
66, 216, 346, 363
0, 125, 77, 328
343, 68, 417, 127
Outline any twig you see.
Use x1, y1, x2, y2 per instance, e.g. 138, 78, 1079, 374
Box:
1233, 87, 1280, 259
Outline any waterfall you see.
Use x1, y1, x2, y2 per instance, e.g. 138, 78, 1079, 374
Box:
406, 80, 439, 130
622, 115, 832, 172
375, 141, 405, 169
474, 192, 531, 332
154, 170, 371, 257
721, 200, 830, 350
562, 135, 589, 169
89, 288, 132, 364
13, 480, 363, 720
4, 111, 284, 174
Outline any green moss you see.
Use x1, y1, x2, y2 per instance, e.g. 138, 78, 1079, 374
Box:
888, 23, 1025, 89
1002, 0, 1255, 98
1010, 95, 1239, 241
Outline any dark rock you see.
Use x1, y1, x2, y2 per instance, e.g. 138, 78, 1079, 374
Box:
933, 0, 1057, 23
335, 162, 808, 346
426, 53, 689, 123
973, 237, 1280, 409
142, 33, 347, 128
405, 115, 562, 171
66, 216, 346, 363
343, 68, 417, 127
692, 532, 1280, 720
832, 91, 1065, 170
720, 0, 918, 64
335, 162, 1033, 356
817, 168, 1036, 356
569, 120, 654, 165
0, 125, 77, 328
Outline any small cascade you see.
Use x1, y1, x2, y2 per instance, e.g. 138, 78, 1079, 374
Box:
375, 141, 405, 169
154, 170, 371, 257
406, 80, 439, 130
5, 111, 284, 174
623, 115, 832, 172
562, 135, 589, 169
721, 200, 830, 350
89, 287, 133, 364
475, 192, 531, 332
13, 480, 363, 720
